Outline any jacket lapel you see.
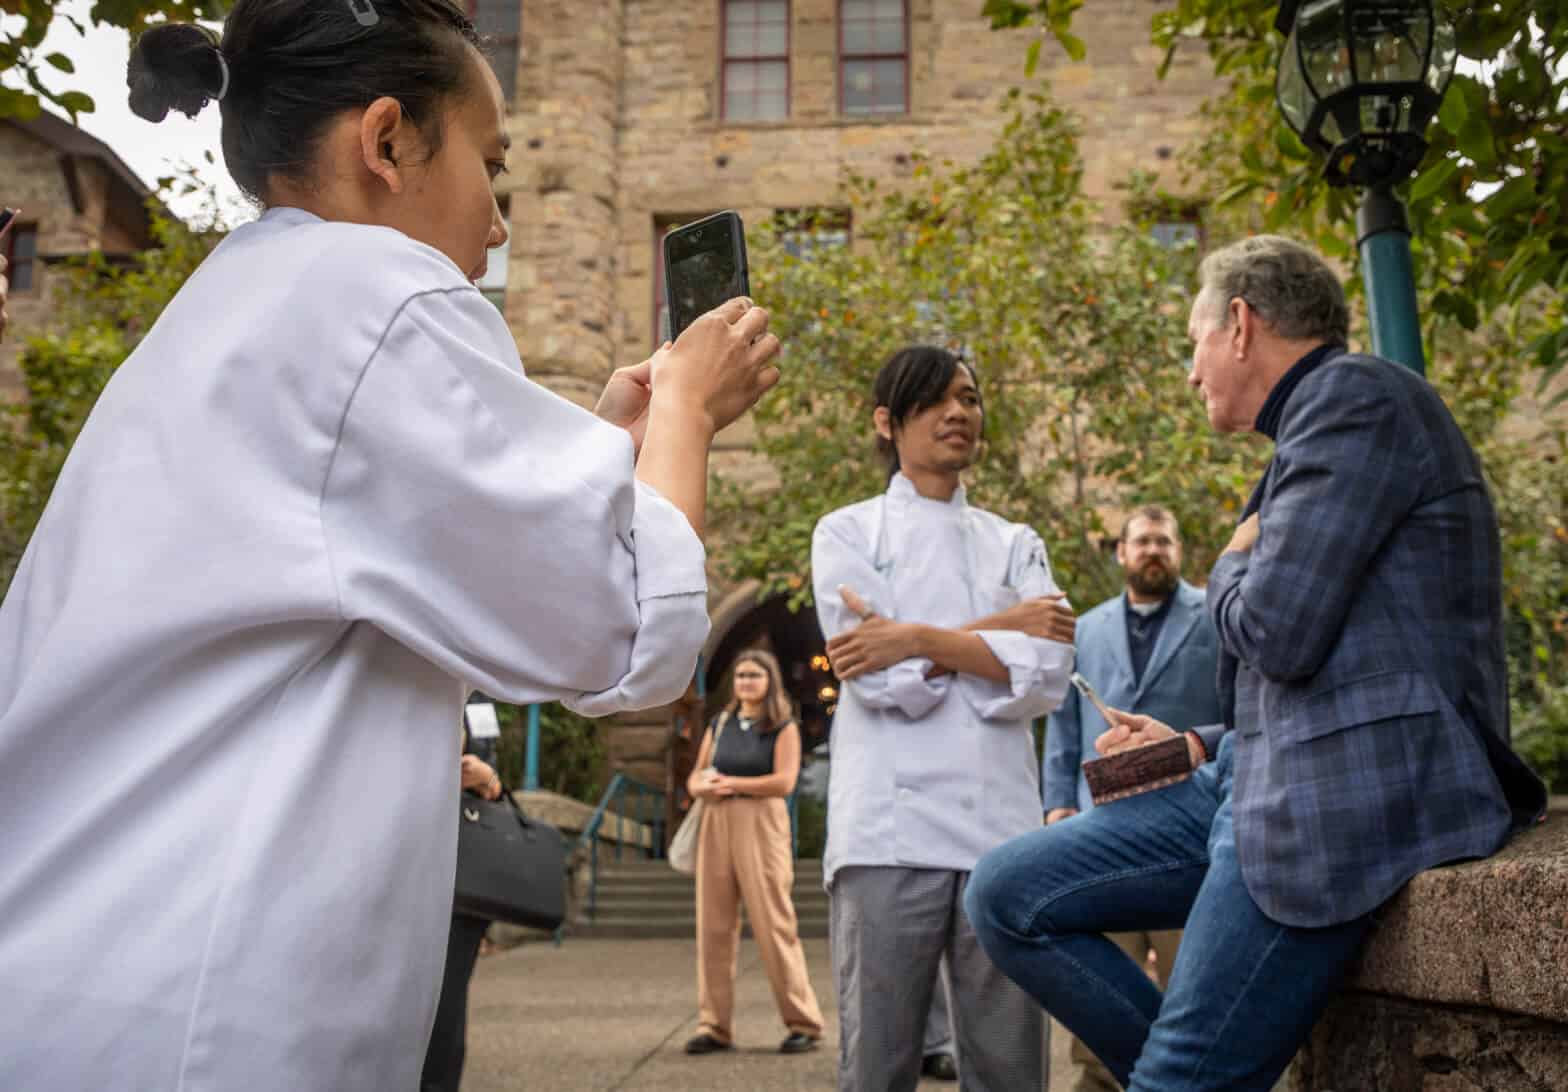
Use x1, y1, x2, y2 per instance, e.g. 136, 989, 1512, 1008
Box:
1133, 583, 1203, 701
1108, 593, 1137, 691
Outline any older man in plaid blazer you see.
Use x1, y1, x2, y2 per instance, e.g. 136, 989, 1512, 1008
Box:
966, 235, 1547, 1091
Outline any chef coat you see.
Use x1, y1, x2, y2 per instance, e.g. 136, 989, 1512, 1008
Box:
0, 208, 708, 1089
811, 474, 1072, 887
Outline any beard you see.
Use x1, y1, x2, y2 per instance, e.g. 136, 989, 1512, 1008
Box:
1126, 559, 1178, 600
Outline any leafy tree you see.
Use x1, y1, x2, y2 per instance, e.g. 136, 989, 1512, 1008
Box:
984, 0, 1568, 387
1, 0, 224, 120
712, 90, 1267, 620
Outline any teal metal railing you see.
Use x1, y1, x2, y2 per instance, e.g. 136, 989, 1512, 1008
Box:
577, 771, 668, 922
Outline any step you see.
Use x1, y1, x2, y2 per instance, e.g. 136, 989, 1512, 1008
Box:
592, 859, 827, 878
589, 896, 828, 919
590, 878, 826, 897
574, 915, 830, 940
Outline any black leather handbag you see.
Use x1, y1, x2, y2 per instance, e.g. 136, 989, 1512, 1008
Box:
453, 787, 568, 930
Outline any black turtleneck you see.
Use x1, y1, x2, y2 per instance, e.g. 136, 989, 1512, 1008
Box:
1254, 342, 1345, 440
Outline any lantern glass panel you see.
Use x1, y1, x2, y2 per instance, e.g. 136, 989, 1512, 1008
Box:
1277, 29, 1315, 134
1426, 15, 1457, 96
1298, 1, 1354, 99
1358, 93, 1405, 137
1351, 5, 1427, 85
1320, 110, 1345, 146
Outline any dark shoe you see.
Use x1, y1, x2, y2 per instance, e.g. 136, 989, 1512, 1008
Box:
683, 1033, 732, 1055
779, 1031, 819, 1054
921, 1052, 958, 1081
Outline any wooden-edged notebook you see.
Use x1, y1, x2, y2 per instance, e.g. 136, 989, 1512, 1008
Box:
1081, 735, 1194, 805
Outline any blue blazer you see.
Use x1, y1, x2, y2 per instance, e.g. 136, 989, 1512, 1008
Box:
1044, 581, 1222, 813
1200, 353, 1547, 929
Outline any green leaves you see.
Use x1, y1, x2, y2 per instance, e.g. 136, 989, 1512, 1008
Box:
1409, 158, 1458, 203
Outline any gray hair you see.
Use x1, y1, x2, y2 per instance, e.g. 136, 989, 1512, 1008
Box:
1197, 235, 1350, 345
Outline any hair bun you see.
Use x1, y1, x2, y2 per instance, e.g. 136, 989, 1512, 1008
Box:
128, 23, 225, 122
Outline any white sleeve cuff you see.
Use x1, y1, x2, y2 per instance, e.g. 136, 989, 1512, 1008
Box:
963, 629, 1073, 721
629, 479, 707, 600
565, 591, 711, 716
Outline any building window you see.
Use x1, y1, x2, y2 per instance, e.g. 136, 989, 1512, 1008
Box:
1150, 221, 1202, 250
5, 224, 37, 293
840, 0, 907, 117
468, 0, 520, 102
776, 208, 851, 259
477, 197, 510, 311
723, 0, 790, 121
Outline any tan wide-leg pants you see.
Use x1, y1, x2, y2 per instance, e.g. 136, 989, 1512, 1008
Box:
695, 796, 825, 1045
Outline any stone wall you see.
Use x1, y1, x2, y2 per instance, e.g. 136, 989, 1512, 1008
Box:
1291, 810, 1568, 1091
0, 123, 145, 399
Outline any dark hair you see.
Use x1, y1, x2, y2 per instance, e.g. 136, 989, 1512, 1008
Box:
872, 345, 982, 475
1119, 505, 1180, 543
128, 0, 482, 203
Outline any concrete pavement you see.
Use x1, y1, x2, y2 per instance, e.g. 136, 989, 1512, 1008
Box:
461, 936, 1074, 1091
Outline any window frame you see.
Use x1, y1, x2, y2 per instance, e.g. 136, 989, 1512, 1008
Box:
4, 222, 39, 295
720, 0, 792, 124
837, 0, 910, 118
465, 0, 520, 103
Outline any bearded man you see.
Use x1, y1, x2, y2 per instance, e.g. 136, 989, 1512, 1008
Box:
1039, 506, 1222, 1092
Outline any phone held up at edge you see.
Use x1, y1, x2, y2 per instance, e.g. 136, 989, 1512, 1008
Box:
0, 208, 16, 240
1070, 671, 1118, 725
662, 211, 750, 342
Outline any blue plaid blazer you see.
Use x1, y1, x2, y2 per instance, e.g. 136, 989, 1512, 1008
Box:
1198, 352, 1546, 928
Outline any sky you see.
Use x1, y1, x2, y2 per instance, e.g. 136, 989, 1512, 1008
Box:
1, 0, 253, 226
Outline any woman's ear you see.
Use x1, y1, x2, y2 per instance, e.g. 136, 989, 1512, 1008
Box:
360, 96, 412, 194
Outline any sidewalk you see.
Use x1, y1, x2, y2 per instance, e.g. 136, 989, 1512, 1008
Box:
461, 936, 1073, 1091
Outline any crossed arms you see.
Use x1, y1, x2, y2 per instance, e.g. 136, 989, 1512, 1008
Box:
811, 515, 1075, 720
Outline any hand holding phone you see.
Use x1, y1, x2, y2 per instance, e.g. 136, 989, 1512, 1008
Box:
654, 296, 779, 435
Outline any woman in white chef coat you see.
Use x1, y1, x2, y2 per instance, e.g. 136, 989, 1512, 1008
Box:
0, 2, 779, 1089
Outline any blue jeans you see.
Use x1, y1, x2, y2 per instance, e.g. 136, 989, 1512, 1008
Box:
965, 735, 1375, 1091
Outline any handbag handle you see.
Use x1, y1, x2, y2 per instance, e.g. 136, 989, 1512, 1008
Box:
463, 779, 534, 828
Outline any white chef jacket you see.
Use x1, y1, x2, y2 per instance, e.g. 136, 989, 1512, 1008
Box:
0, 208, 709, 1090
811, 474, 1072, 887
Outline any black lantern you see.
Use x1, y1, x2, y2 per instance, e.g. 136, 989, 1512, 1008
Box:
1275, 0, 1457, 187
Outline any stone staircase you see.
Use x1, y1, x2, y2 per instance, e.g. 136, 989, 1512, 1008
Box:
574, 857, 829, 939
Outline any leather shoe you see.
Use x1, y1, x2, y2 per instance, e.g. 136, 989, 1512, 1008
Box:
683, 1033, 732, 1055
779, 1031, 819, 1054
921, 1051, 958, 1081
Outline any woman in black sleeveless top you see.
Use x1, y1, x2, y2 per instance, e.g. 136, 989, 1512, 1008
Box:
683, 649, 825, 1056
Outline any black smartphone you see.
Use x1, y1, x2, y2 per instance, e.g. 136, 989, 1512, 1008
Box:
0, 208, 16, 238
662, 211, 749, 342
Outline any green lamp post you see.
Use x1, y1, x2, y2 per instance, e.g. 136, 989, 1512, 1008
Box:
1274, 0, 1458, 374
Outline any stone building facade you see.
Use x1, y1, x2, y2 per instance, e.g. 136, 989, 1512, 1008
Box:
493, 0, 1219, 792
0, 113, 158, 399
